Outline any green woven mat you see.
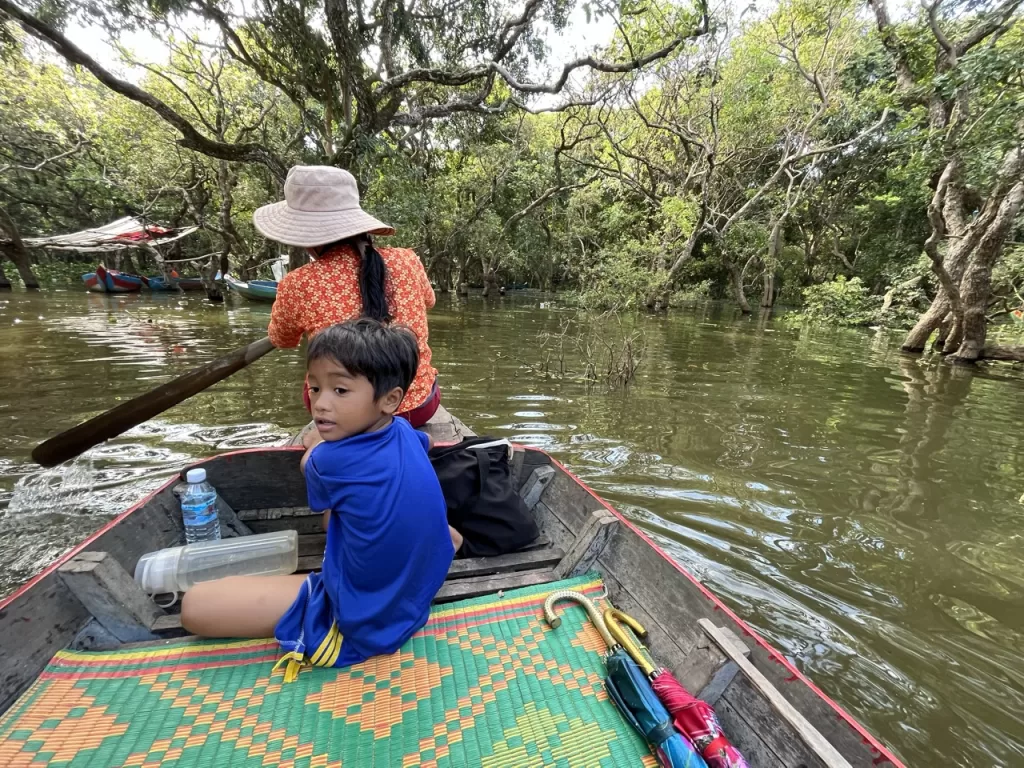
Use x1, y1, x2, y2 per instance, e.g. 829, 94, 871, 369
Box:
0, 573, 656, 767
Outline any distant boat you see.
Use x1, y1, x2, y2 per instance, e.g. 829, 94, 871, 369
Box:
81, 265, 144, 293
224, 274, 277, 302
145, 274, 207, 292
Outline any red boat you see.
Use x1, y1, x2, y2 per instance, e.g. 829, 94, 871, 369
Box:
0, 411, 904, 767
80, 264, 145, 293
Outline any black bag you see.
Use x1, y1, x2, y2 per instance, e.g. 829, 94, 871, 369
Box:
429, 437, 539, 558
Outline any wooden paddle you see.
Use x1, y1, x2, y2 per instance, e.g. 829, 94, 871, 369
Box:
32, 337, 277, 468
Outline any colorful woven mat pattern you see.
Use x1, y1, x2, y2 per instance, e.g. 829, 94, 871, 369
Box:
0, 574, 657, 767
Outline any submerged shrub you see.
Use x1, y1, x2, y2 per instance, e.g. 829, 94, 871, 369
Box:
801, 276, 881, 326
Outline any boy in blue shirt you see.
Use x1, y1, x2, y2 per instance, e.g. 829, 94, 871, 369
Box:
182, 319, 456, 678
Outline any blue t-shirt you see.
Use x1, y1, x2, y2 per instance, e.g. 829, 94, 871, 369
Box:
304, 417, 453, 666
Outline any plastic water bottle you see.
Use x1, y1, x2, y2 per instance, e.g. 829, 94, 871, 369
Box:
181, 468, 221, 543
135, 531, 298, 595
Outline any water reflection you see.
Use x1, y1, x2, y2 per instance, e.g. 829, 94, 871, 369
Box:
1, 290, 1023, 765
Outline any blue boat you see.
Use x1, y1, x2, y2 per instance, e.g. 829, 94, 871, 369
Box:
224, 274, 277, 302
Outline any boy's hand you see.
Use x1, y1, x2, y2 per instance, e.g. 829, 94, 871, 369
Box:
302, 427, 323, 450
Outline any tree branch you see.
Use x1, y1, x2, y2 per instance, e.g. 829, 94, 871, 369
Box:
953, 0, 1024, 55
0, 139, 85, 177
0, 0, 287, 179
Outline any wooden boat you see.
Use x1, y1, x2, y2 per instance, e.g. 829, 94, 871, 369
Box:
145, 274, 207, 292
81, 271, 104, 292
225, 273, 278, 302
0, 409, 904, 767
81, 264, 145, 293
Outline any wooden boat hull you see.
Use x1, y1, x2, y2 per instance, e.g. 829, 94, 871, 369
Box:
146, 275, 206, 291
225, 274, 277, 302
0, 424, 904, 766
81, 272, 104, 292
175, 277, 206, 291
86, 265, 144, 293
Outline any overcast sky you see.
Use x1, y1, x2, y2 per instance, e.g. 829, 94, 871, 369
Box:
63, 4, 619, 86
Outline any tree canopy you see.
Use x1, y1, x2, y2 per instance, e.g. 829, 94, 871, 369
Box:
1, 0, 1022, 359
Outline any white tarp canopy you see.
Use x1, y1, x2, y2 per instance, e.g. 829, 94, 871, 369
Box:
13, 217, 198, 253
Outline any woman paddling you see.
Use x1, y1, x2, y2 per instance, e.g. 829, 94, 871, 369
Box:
254, 165, 440, 426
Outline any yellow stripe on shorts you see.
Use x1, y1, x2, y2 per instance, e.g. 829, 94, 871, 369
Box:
310, 623, 343, 667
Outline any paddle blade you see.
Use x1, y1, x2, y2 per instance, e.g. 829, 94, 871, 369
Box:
31, 337, 276, 468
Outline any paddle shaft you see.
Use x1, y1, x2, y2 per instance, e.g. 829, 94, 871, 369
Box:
32, 337, 277, 468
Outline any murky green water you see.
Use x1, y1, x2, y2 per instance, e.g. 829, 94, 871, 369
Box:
1, 289, 1023, 765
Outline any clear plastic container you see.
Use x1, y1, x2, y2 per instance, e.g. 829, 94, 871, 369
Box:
134, 530, 298, 594
181, 468, 221, 543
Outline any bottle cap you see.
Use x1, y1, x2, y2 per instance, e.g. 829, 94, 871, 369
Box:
186, 468, 207, 484
134, 547, 184, 594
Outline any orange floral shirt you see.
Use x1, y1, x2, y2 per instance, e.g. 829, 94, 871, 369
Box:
268, 244, 437, 411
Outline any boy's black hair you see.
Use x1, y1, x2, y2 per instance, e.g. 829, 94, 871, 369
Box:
307, 318, 419, 400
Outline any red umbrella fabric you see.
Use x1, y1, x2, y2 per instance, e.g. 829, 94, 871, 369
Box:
652, 671, 749, 768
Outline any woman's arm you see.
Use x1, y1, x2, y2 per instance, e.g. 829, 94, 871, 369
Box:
268, 276, 304, 348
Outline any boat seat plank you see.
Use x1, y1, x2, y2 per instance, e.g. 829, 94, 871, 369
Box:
295, 533, 561, 574
434, 569, 559, 602
237, 506, 315, 522
446, 549, 564, 579
296, 547, 564, 575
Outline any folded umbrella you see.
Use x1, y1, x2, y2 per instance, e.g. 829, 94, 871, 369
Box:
604, 608, 748, 768
544, 591, 707, 768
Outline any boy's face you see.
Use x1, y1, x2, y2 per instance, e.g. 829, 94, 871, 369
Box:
307, 357, 402, 441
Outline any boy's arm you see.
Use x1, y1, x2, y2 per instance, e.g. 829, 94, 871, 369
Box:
300, 428, 323, 475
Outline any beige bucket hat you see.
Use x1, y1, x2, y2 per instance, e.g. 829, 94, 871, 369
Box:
253, 165, 394, 247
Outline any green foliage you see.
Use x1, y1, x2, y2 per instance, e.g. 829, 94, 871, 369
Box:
4, 260, 93, 287
2, 0, 1021, 342
801, 277, 881, 326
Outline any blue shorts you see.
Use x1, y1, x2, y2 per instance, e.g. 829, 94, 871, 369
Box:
273, 572, 343, 681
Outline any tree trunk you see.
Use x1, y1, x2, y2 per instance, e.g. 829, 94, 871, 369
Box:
139, 244, 166, 280
481, 270, 498, 298
0, 259, 10, 289
950, 176, 1024, 363
0, 208, 40, 289
204, 254, 224, 302
901, 166, 973, 352
761, 270, 775, 309
121, 251, 140, 275
727, 260, 752, 314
